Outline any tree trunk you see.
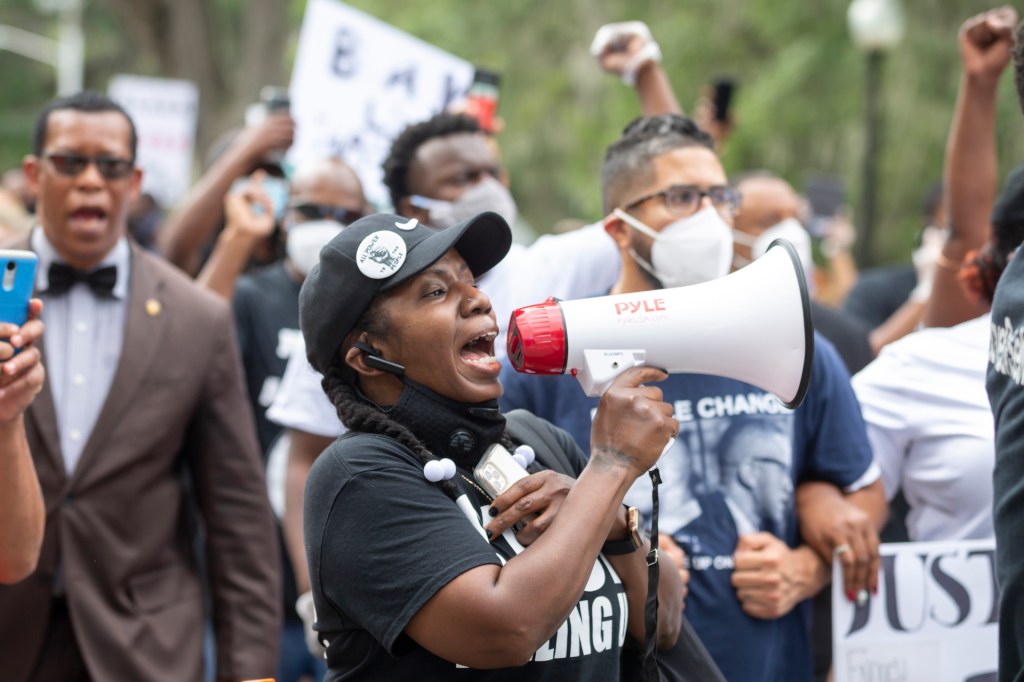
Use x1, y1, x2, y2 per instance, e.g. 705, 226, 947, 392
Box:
97, 0, 288, 157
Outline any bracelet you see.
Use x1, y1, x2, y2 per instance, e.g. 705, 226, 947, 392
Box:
934, 251, 964, 271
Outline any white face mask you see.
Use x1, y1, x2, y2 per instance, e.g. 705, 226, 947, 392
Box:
732, 217, 813, 273
409, 175, 518, 229
286, 219, 345, 276
613, 206, 734, 288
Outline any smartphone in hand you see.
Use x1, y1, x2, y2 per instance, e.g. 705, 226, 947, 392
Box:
474, 443, 529, 498
230, 175, 290, 221
260, 86, 291, 114
464, 68, 501, 133
804, 175, 846, 238
711, 77, 736, 123
0, 251, 38, 354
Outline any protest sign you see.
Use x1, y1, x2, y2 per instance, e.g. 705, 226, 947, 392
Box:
833, 539, 997, 682
108, 74, 199, 207
289, 0, 474, 209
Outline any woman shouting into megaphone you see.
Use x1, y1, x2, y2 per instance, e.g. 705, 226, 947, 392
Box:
296, 211, 683, 680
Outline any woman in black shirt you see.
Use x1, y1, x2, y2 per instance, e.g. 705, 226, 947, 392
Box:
298, 211, 680, 680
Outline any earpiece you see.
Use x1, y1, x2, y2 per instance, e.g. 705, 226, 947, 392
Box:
354, 341, 406, 376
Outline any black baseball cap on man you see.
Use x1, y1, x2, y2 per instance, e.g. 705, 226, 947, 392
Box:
300, 211, 512, 375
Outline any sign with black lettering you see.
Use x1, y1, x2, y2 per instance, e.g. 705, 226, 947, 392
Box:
289, 0, 473, 210
832, 539, 997, 682
108, 74, 199, 207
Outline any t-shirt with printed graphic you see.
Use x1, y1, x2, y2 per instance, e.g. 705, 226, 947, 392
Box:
232, 260, 305, 627
304, 427, 628, 681
986, 251, 1024, 682
499, 332, 873, 682
232, 261, 304, 454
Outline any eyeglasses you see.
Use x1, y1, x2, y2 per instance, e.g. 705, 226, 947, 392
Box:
44, 152, 135, 181
623, 184, 740, 217
289, 203, 367, 225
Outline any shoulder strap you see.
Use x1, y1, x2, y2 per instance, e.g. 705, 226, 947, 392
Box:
503, 409, 576, 476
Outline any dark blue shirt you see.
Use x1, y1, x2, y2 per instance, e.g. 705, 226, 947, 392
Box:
499, 332, 873, 682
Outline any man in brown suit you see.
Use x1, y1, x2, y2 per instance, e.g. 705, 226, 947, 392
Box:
0, 91, 281, 681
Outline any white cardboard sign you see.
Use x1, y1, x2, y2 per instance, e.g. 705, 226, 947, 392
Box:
832, 539, 998, 682
288, 0, 474, 209
108, 74, 199, 207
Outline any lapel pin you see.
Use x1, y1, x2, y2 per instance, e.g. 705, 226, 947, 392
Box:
145, 299, 162, 317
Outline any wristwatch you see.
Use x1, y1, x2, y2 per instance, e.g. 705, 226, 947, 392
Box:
601, 506, 643, 555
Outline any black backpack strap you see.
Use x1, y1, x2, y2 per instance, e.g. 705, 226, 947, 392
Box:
503, 408, 578, 476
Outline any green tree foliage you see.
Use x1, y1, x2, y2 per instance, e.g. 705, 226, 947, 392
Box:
2, 0, 1022, 264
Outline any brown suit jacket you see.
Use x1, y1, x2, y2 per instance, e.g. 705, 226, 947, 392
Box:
0, 241, 281, 681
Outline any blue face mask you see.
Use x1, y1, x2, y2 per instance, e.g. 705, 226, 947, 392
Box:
230, 175, 290, 221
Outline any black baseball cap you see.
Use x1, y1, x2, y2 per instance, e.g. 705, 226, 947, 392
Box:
299, 211, 512, 375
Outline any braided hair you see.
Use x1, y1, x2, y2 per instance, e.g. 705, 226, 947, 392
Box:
320, 297, 522, 501
959, 235, 1020, 307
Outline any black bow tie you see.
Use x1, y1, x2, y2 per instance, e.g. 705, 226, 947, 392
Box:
47, 262, 118, 297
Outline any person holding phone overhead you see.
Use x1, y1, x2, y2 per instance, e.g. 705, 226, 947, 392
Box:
159, 85, 295, 275
299, 211, 682, 680
0, 293, 46, 585
0, 91, 281, 682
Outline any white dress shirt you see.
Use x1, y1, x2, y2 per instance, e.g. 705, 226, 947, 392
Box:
33, 227, 130, 474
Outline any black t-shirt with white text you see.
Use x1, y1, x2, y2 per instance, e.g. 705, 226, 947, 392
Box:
232, 261, 303, 454
304, 428, 627, 681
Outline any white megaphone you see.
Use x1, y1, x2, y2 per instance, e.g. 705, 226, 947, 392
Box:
506, 239, 814, 408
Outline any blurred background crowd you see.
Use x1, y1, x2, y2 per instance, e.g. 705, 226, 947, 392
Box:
1, 1, 1022, 681
0, 0, 1021, 267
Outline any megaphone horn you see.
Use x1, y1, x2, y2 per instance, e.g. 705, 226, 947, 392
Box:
506, 239, 814, 407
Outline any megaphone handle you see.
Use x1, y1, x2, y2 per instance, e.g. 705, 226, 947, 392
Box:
576, 349, 648, 396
